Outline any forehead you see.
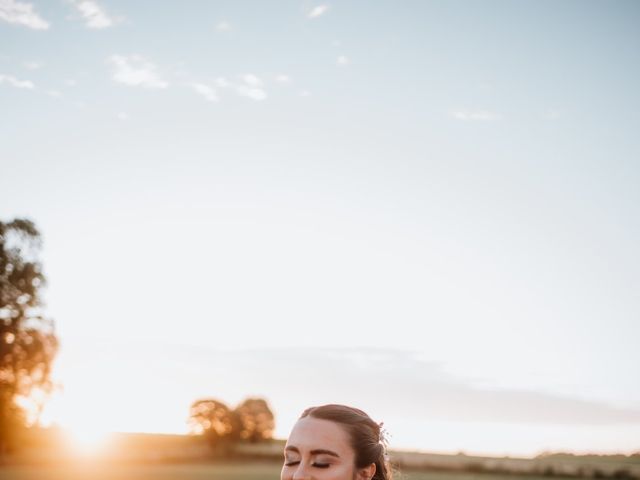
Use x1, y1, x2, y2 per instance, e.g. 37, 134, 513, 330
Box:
286, 417, 354, 455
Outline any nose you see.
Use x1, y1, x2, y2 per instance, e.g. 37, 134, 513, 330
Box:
292, 463, 312, 480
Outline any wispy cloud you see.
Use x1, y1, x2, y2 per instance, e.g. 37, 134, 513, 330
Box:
0, 73, 35, 89
241, 74, 263, 87
236, 74, 266, 101
236, 85, 267, 101
108, 55, 168, 89
127, 344, 640, 426
187, 74, 270, 102
337, 55, 349, 66
0, 0, 49, 30
308, 4, 329, 18
23, 60, 43, 70
69, 0, 118, 29
264, 348, 640, 425
189, 82, 219, 102
275, 74, 292, 85
450, 109, 502, 121
117, 112, 128, 121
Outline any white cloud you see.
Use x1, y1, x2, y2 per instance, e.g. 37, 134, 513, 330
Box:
275, 74, 291, 84
65, 79, 78, 87
298, 90, 311, 97
215, 77, 230, 88
23, 60, 42, 70
215, 21, 231, 32
107, 55, 168, 89
47, 89, 62, 98
337, 55, 349, 66
236, 85, 267, 101
189, 83, 219, 102
69, 0, 118, 29
188, 74, 269, 102
0, 73, 35, 89
241, 74, 263, 87
0, 0, 49, 29
117, 112, 128, 121
308, 4, 329, 18
450, 109, 502, 121
236, 74, 266, 99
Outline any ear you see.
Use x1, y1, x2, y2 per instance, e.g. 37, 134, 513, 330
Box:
356, 463, 376, 480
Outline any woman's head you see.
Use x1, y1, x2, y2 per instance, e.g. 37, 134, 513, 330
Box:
281, 404, 392, 480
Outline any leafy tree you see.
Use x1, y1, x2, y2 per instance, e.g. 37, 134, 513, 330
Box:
188, 396, 275, 455
235, 397, 275, 442
188, 398, 239, 453
0, 219, 58, 456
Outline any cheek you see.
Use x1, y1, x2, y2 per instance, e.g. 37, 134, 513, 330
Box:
280, 463, 354, 480
332, 464, 356, 480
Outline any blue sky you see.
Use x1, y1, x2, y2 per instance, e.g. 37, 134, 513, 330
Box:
2, 0, 640, 456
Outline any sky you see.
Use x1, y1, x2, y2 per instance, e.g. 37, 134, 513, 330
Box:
2, 0, 640, 457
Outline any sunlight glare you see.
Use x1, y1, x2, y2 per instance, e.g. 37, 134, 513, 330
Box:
66, 425, 112, 456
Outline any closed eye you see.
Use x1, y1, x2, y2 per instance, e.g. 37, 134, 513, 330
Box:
284, 461, 330, 469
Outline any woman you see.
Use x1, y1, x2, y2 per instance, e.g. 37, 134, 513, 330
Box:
281, 404, 392, 480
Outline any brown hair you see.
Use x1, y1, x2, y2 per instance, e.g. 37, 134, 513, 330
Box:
300, 404, 392, 480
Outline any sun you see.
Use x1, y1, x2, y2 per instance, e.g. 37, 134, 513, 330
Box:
65, 425, 113, 456
38, 372, 114, 456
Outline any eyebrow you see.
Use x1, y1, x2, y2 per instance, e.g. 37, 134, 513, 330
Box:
284, 446, 340, 458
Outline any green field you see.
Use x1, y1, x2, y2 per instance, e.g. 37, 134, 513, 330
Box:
0, 461, 560, 480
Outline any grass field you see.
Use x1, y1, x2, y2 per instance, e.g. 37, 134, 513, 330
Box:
8, 431, 638, 480
0, 461, 561, 480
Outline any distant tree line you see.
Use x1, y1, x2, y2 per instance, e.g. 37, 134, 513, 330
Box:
188, 397, 275, 455
536, 452, 640, 460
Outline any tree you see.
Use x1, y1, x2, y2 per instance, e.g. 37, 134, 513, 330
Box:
235, 397, 275, 442
0, 219, 58, 456
188, 396, 275, 455
188, 398, 239, 454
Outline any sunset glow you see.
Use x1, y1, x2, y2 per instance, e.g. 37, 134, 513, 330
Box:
2, 0, 640, 458
65, 427, 112, 456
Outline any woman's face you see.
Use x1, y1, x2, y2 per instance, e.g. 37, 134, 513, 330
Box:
281, 416, 374, 480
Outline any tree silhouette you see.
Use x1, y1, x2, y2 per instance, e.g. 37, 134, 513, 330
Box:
189, 396, 275, 455
188, 398, 239, 453
235, 397, 275, 442
0, 219, 58, 456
